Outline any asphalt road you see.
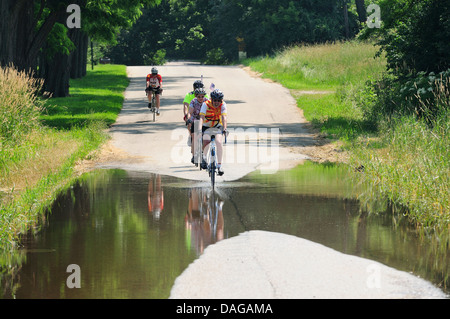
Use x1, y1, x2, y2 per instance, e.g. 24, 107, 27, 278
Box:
101, 62, 310, 180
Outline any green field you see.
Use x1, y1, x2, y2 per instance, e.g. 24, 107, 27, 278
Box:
244, 41, 449, 230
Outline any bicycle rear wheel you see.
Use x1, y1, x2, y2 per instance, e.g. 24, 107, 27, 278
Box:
194, 121, 202, 170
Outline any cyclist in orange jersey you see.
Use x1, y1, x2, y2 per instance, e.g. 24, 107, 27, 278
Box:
199, 89, 227, 176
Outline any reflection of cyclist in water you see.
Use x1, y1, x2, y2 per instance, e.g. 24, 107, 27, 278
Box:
148, 174, 164, 220
185, 188, 224, 254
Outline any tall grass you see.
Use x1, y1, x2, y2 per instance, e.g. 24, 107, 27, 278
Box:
244, 41, 385, 141
0, 67, 45, 149
244, 41, 386, 90
0, 64, 127, 251
351, 113, 449, 229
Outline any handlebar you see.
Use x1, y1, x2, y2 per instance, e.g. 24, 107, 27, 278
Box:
210, 129, 229, 144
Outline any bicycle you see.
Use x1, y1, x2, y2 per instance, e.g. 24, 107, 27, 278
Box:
207, 134, 218, 189
201, 129, 228, 189
146, 87, 161, 122
149, 92, 157, 122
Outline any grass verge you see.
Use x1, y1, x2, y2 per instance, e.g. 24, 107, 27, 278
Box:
0, 64, 128, 251
244, 41, 385, 142
350, 114, 449, 229
243, 41, 449, 230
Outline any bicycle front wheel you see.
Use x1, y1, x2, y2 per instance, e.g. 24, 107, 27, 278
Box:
152, 94, 157, 122
210, 162, 216, 189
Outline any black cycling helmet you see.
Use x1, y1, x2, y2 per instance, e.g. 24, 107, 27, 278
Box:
210, 89, 224, 100
193, 80, 204, 89
194, 88, 206, 96
151, 67, 158, 74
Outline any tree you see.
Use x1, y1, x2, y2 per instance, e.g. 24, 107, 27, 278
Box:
108, 0, 362, 64
210, 0, 358, 59
359, 0, 450, 121
1, 1, 159, 97
0, 0, 69, 71
371, 0, 450, 77
106, 0, 210, 64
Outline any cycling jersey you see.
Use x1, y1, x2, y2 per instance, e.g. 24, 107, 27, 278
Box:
183, 92, 196, 105
183, 91, 209, 105
146, 74, 162, 88
200, 100, 227, 128
189, 98, 205, 120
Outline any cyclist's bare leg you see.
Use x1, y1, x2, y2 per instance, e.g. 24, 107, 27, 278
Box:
202, 128, 223, 165
190, 132, 195, 155
202, 139, 210, 158
215, 134, 223, 166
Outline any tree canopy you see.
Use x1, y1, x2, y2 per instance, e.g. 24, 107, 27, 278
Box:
0, 0, 159, 97
2, 0, 448, 98
106, 0, 362, 64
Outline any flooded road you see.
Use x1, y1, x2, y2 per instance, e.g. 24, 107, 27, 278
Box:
1, 164, 448, 298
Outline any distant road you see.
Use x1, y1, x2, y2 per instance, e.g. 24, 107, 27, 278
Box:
100, 61, 312, 181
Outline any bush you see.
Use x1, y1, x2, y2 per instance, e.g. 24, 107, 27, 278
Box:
364, 69, 450, 124
0, 66, 45, 146
203, 48, 228, 65
144, 49, 167, 66
372, 0, 450, 78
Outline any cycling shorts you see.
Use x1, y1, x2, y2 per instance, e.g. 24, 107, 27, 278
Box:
145, 86, 162, 95
202, 125, 224, 135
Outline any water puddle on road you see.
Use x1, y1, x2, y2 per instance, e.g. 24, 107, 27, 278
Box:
1, 163, 448, 298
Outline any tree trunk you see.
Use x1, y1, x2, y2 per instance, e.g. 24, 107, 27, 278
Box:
80, 32, 88, 77
44, 51, 72, 97
343, 1, 350, 39
355, 0, 367, 24
70, 28, 82, 79
0, 0, 65, 72
43, 27, 78, 97
0, 0, 29, 67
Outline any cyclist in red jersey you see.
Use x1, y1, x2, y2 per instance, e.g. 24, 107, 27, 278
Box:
145, 67, 163, 115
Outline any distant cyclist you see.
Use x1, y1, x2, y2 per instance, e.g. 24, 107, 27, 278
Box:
199, 89, 227, 176
186, 87, 207, 164
145, 67, 163, 115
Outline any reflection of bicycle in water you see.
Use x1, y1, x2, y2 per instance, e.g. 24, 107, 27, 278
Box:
148, 174, 164, 220
185, 188, 224, 254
